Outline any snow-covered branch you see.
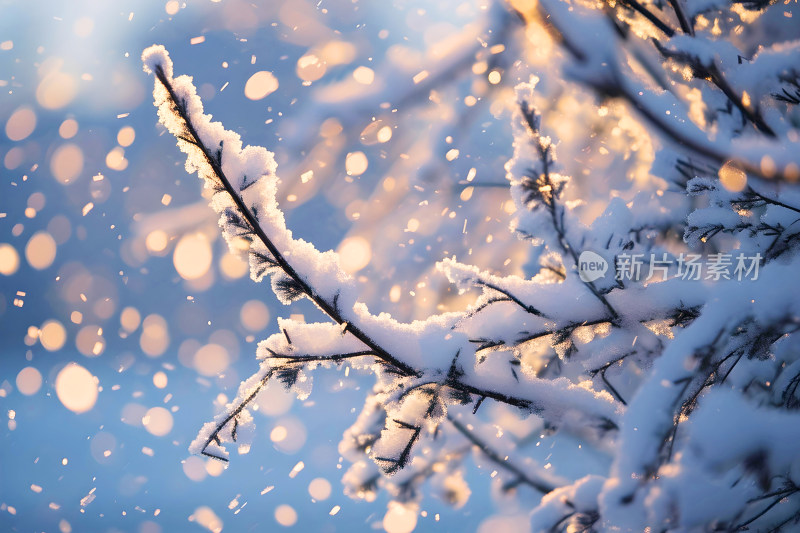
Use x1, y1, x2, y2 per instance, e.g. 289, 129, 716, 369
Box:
143, 45, 621, 472
141, 0, 800, 527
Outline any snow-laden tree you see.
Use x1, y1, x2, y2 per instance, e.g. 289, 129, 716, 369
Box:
142, 0, 800, 528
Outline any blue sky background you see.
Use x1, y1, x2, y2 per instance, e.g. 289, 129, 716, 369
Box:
0, 1, 540, 531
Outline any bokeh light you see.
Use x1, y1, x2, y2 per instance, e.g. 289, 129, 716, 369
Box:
25, 231, 57, 270
308, 478, 332, 501
182, 456, 207, 482
4, 147, 24, 170
105, 146, 128, 171
719, 161, 747, 192
337, 236, 372, 273
173, 233, 212, 280
58, 118, 78, 139
39, 319, 67, 351
153, 371, 168, 388
274, 504, 298, 527
255, 382, 294, 416
55, 363, 98, 414
50, 144, 84, 184
120, 306, 142, 332
16, 367, 43, 395
5, 106, 37, 141
244, 71, 279, 100
189, 506, 222, 533
120, 403, 147, 427
146, 230, 169, 254
37, 70, 78, 110
219, 252, 248, 279
270, 416, 306, 454
239, 299, 270, 331
0, 243, 20, 275
90, 431, 117, 464
117, 126, 135, 147
383, 502, 418, 533
142, 406, 173, 437
193, 343, 229, 376
352, 66, 374, 85
345, 151, 368, 176
75, 325, 105, 357
47, 215, 72, 244
296, 54, 326, 82
140, 314, 169, 357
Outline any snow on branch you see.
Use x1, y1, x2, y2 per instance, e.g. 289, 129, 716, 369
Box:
141, 0, 800, 524
143, 45, 622, 473
535, 0, 800, 183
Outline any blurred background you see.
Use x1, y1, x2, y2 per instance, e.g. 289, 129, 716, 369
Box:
0, 0, 543, 531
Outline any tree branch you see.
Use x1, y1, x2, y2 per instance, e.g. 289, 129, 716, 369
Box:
152, 64, 420, 379
448, 415, 557, 494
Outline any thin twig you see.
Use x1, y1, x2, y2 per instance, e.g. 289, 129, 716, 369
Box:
474, 279, 545, 317
153, 64, 420, 378
448, 415, 556, 494
617, 0, 675, 37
